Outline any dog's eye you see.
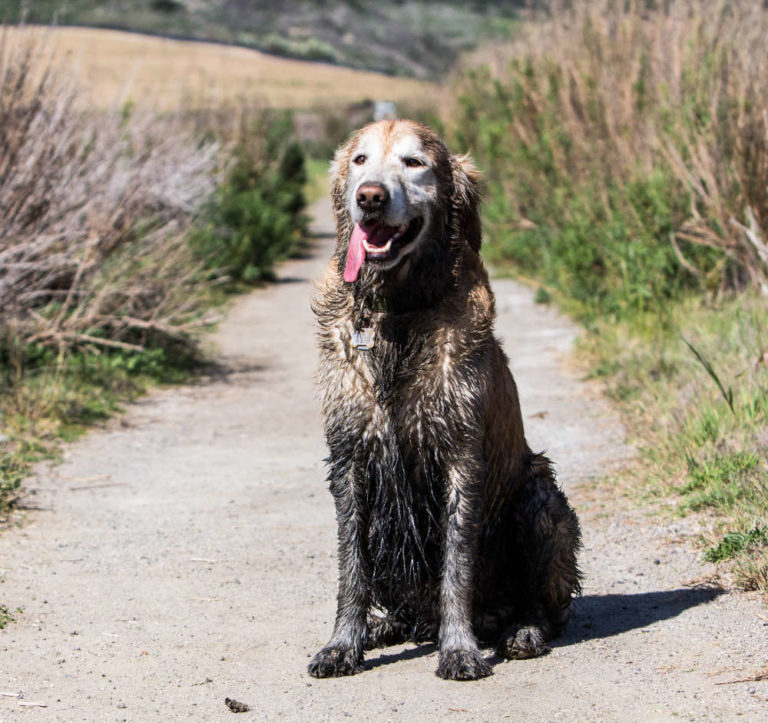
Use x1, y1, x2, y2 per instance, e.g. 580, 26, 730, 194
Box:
404, 157, 425, 168
353, 154, 367, 165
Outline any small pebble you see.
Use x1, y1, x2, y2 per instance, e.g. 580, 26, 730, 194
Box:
225, 697, 250, 714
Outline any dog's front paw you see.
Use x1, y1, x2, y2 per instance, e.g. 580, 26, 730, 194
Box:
307, 646, 364, 678
435, 649, 492, 681
496, 624, 550, 660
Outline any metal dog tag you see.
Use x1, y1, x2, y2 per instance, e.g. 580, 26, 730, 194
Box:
351, 327, 376, 350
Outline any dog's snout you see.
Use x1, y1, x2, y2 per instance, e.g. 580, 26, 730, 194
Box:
356, 183, 389, 212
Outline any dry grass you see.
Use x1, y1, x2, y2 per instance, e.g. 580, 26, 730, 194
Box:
5, 26, 435, 111
455, 0, 768, 300
0, 29, 220, 355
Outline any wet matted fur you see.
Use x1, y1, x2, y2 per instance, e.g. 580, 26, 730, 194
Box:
309, 120, 581, 681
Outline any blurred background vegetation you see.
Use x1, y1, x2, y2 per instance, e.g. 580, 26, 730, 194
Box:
0, 0, 766, 592
0, 0, 521, 78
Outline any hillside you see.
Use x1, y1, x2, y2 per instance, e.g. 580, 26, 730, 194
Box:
9, 26, 434, 111
0, 0, 521, 79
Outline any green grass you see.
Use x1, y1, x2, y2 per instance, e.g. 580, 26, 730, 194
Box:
0, 604, 20, 629
580, 295, 768, 591
0, 344, 203, 513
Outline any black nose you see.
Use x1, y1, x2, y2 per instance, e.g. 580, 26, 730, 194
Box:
356, 183, 389, 212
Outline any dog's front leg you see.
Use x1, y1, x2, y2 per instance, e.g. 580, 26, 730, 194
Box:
436, 459, 492, 681
308, 465, 369, 678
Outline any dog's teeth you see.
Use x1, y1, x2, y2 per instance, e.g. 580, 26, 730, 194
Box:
363, 237, 393, 254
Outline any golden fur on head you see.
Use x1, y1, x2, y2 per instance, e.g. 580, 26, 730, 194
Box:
309, 120, 581, 682
329, 120, 483, 272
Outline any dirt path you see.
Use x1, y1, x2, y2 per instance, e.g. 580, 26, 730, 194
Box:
1, 198, 766, 721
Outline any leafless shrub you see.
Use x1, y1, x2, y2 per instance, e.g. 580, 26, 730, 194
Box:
0, 29, 220, 355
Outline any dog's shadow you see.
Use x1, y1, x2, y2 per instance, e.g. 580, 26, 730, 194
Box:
364, 586, 725, 672
559, 586, 725, 644
366, 642, 438, 670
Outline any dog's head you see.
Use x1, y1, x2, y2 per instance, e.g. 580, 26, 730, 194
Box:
329, 120, 481, 290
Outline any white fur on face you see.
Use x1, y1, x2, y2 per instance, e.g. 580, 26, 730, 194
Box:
341, 124, 439, 269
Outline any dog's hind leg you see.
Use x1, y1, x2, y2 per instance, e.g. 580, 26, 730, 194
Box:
364, 613, 410, 650
308, 467, 371, 678
496, 457, 582, 660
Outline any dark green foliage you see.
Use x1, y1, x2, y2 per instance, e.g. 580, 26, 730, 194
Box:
705, 527, 768, 563
190, 112, 308, 284
151, 0, 183, 13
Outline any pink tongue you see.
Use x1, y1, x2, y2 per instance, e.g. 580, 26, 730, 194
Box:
343, 224, 367, 282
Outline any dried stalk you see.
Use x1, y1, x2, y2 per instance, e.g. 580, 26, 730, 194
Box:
0, 28, 221, 355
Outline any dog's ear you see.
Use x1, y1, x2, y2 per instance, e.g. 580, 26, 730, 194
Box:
449, 153, 483, 253
329, 133, 360, 232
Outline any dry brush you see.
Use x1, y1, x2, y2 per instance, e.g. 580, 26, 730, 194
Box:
0, 31, 220, 358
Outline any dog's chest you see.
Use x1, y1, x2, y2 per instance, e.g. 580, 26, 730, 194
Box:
351, 331, 448, 608
353, 327, 449, 451
322, 314, 469, 466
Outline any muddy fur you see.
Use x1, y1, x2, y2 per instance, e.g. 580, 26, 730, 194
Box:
309, 120, 581, 681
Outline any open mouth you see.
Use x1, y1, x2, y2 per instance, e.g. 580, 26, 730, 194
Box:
362, 217, 422, 259
343, 217, 423, 282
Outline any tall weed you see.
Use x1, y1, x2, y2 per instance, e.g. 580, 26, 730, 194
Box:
453, 0, 768, 320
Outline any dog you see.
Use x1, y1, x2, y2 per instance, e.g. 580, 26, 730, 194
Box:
309, 120, 581, 681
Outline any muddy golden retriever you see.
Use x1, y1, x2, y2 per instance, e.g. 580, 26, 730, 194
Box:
309, 120, 581, 681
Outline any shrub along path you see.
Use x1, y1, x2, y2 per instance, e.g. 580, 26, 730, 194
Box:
0, 199, 765, 719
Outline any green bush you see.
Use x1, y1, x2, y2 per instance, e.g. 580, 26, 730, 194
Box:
191, 112, 308, 283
